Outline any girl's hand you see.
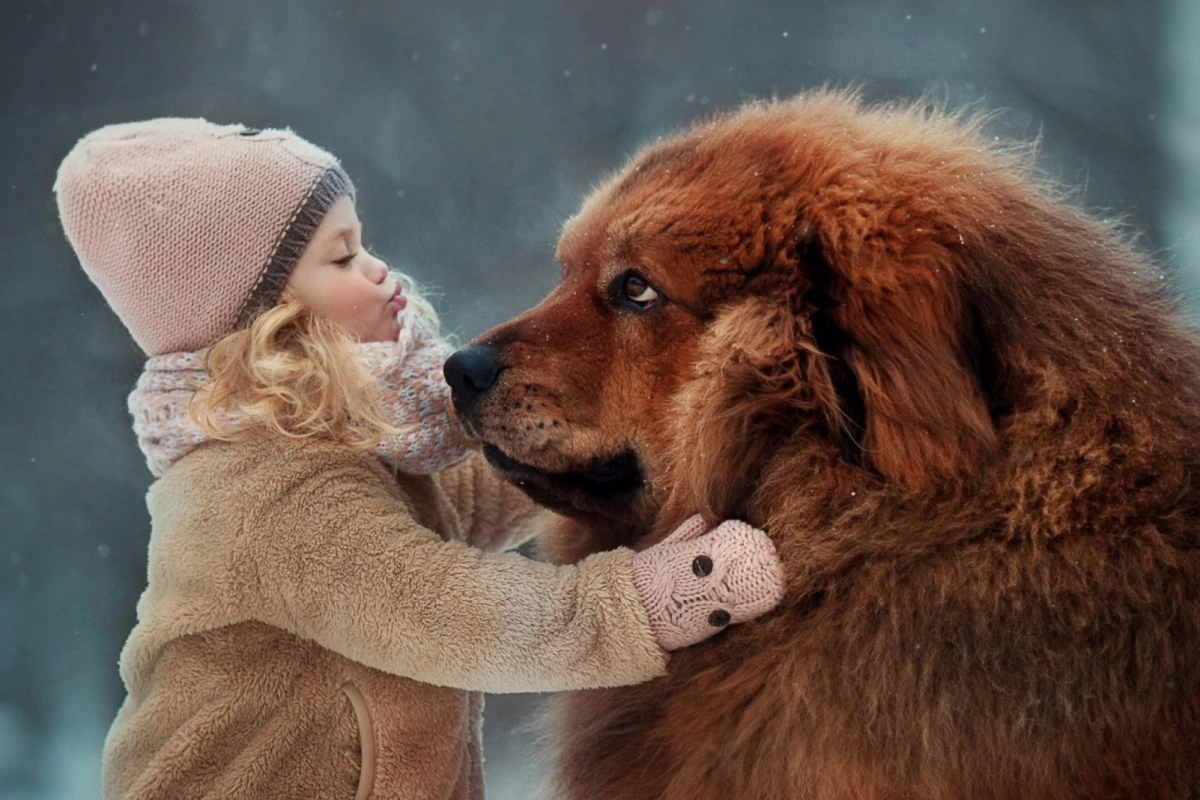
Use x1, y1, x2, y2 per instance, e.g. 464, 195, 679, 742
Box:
632, 514, 785, 651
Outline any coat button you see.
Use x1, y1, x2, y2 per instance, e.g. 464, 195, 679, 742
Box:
708, 609, 731, 627
692, 555, 713, 577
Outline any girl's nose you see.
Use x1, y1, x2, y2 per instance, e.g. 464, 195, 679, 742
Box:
365, 254, 388, 283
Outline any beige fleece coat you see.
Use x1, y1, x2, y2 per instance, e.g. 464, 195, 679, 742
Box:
102, 434, 668, 800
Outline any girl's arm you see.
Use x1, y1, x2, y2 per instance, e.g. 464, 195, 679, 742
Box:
237, 449, 781, 694
241, 452, 663, 692
429, 452, 549, 553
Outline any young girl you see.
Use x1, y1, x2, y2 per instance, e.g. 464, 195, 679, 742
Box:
55, 119, 785, 800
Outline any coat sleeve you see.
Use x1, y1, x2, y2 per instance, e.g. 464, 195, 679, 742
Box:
239, 453, 668, 694
430, 453, 550, 553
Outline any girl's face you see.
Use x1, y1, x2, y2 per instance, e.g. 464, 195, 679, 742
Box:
288, 196, 406, 342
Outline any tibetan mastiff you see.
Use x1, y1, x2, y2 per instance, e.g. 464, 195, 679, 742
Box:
445, 90, 1200, 799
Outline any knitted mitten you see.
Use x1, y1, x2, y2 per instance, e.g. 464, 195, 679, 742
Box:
631, 514, 785, 651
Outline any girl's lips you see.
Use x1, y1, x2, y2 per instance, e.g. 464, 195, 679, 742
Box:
388, 287, 407, 311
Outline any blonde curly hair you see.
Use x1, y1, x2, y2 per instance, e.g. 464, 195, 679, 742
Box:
190, 272, 440, 452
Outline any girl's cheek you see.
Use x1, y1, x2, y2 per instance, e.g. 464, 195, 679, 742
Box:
320, 277, 377, 321
331, 284, 367, 314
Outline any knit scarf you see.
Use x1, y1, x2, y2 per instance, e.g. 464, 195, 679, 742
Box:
127, 313, 473, 477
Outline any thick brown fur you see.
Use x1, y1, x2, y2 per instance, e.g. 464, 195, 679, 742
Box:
461, 90, 1200, 799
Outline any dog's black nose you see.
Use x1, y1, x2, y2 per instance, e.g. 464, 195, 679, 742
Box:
444, 345, 502, 409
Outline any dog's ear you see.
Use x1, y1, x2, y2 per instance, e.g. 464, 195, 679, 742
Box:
660, 225, 998, 523
799, 226, 998, 490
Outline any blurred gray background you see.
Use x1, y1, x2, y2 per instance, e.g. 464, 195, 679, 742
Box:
2, 0, 1198, 797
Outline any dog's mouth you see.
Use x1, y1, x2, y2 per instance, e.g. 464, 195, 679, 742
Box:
481, 443, 646, 503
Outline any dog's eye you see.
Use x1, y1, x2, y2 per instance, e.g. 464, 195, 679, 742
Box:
607, 270, 663, 313
621, 274, 659, 309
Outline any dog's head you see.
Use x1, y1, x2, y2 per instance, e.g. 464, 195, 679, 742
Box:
446, 90, 1159, 533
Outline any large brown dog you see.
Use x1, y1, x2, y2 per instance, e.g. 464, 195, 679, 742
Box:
444, 91, 1200, 799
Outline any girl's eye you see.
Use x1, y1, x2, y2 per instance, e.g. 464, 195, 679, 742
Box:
334, 253, 357, 267
623, 274, 659, 308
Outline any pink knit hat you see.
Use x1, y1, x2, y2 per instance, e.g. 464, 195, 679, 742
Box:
54, 118, 355, 355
